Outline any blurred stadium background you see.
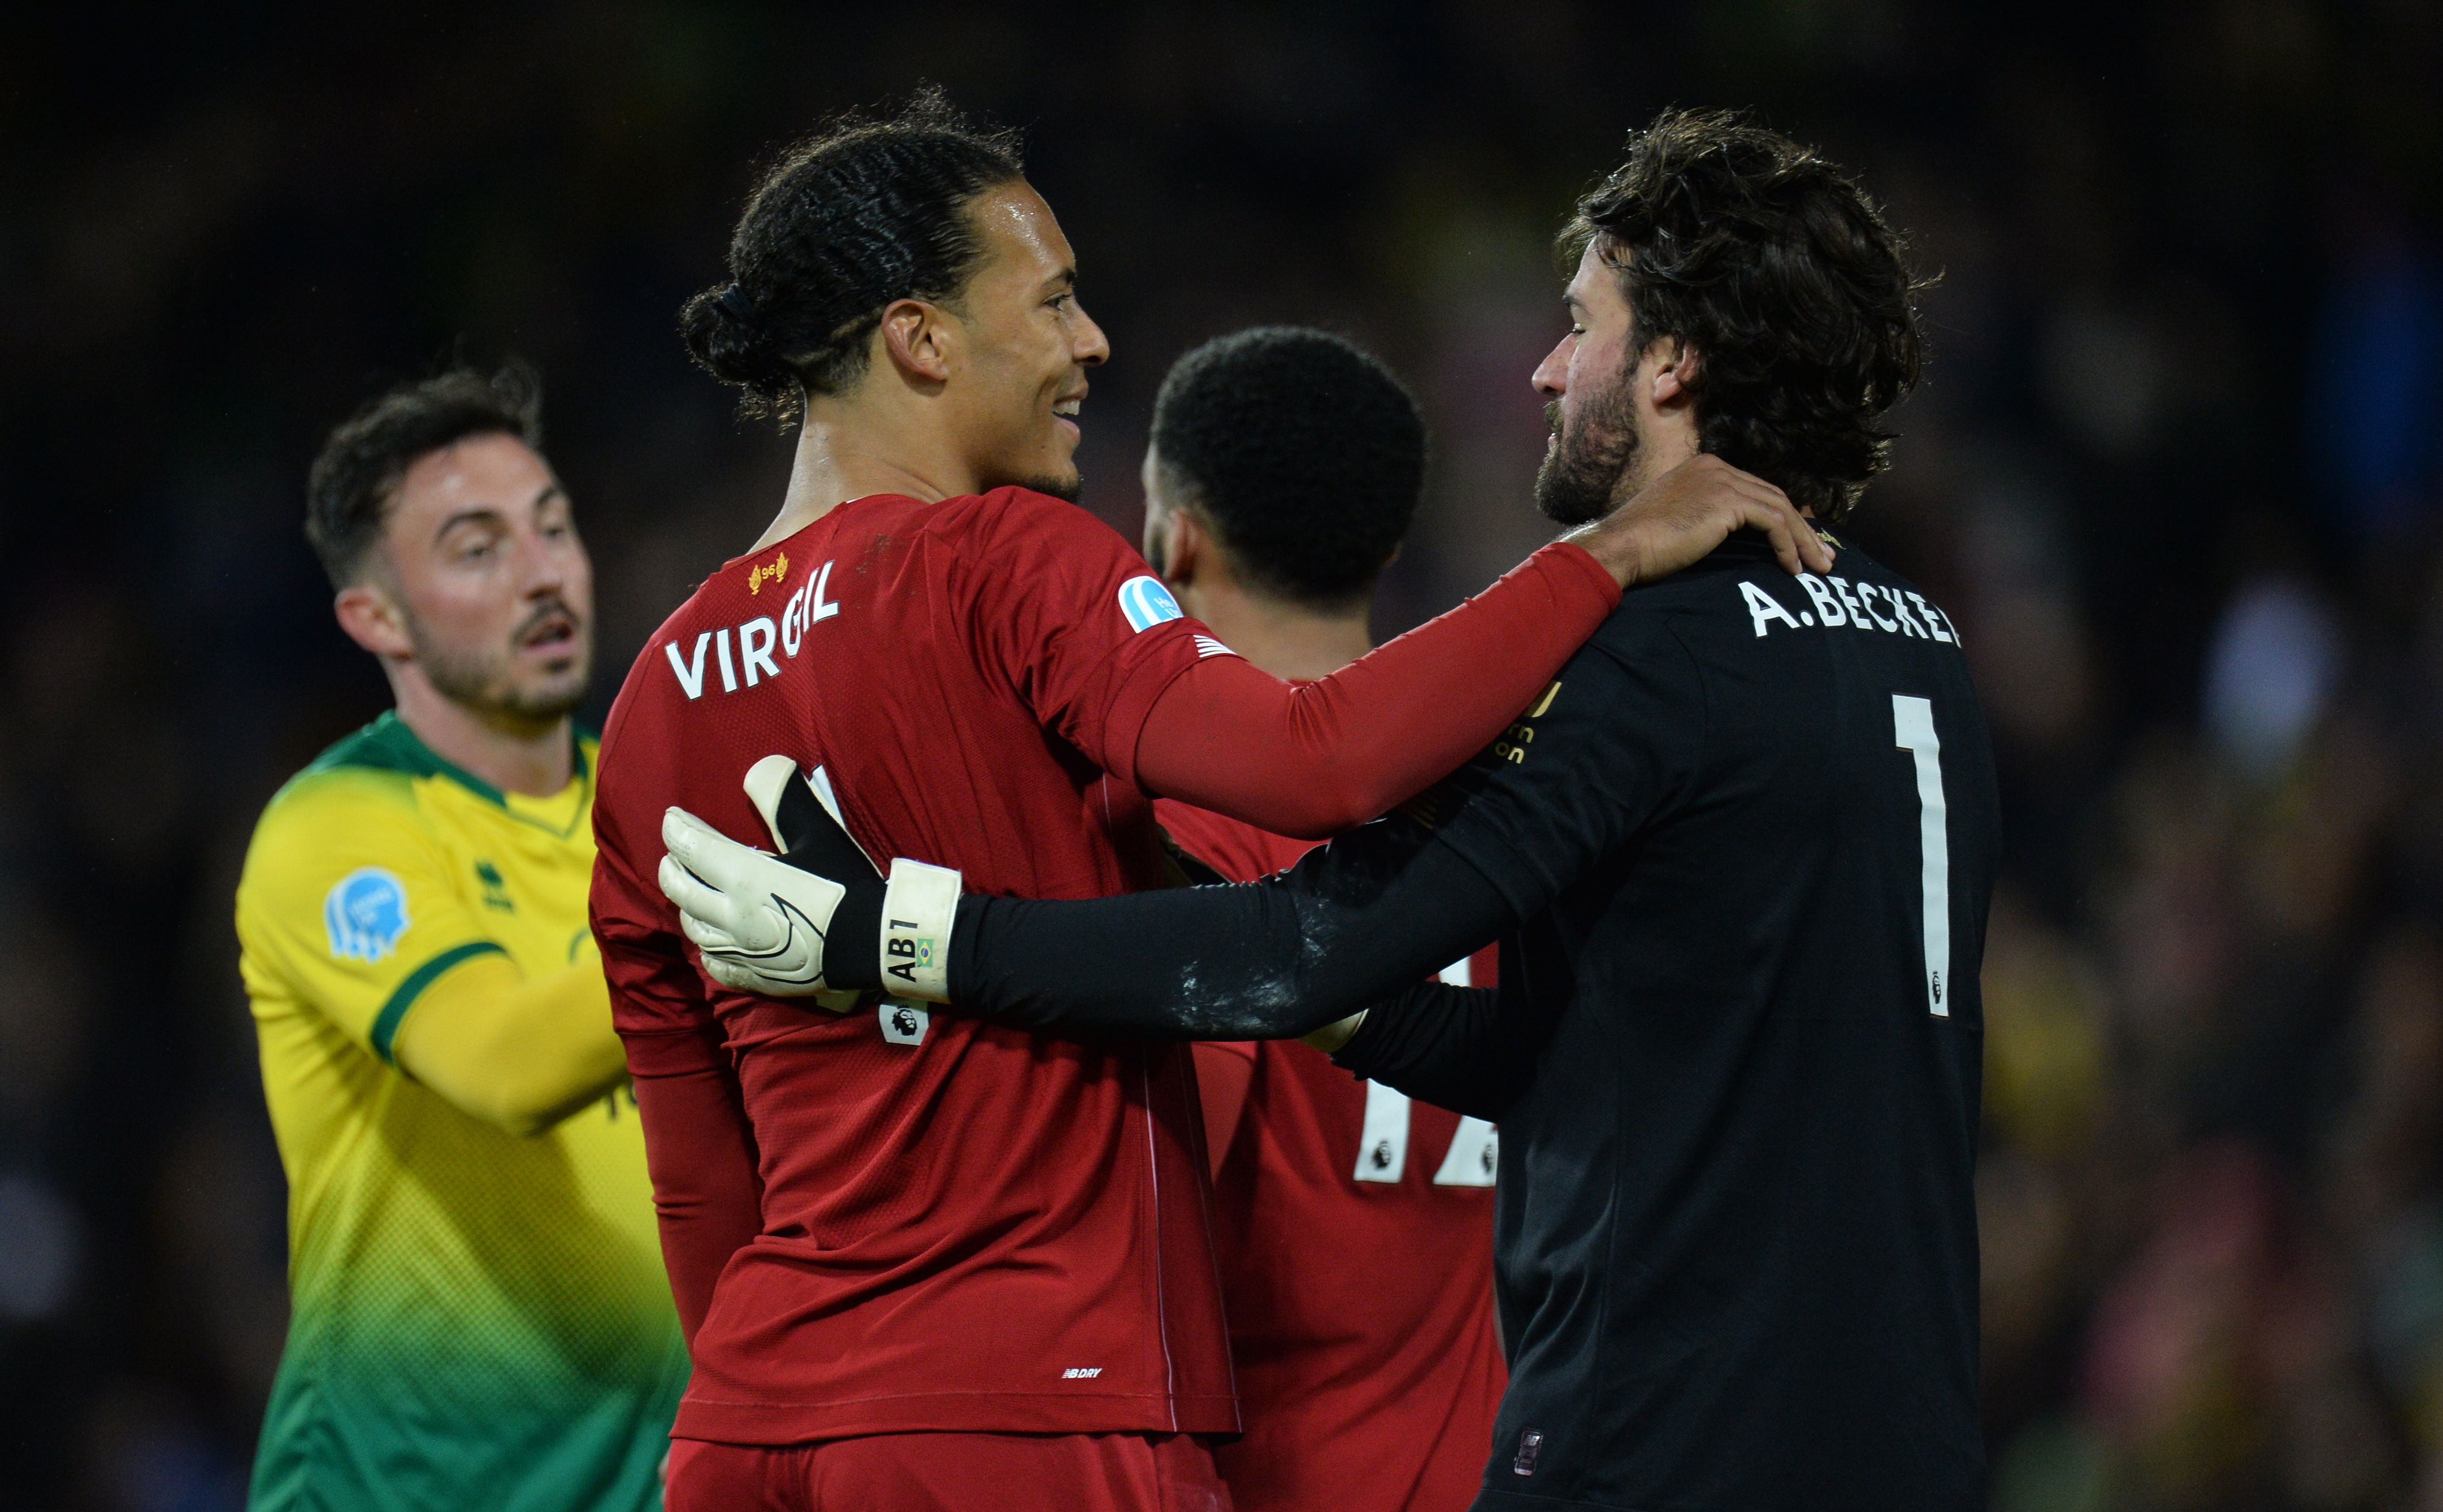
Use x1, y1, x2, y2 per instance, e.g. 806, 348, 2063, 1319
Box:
5, 2, 2442, 1507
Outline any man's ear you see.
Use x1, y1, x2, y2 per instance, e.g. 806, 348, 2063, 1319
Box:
334, 579, 414, 661
1650, 338, 1701, 408
1158, 507, 1214, 591
877, 297, 955, 386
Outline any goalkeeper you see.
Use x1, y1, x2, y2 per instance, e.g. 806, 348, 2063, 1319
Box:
235, 367, 685, 1511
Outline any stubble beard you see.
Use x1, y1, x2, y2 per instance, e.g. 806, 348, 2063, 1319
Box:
1534, 379, 1643, 528
1018, 469, 1084, 503
408, 601, 592, 728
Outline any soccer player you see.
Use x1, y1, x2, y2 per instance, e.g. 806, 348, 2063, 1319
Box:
665, 111, 1995, 1510
236, 367, 686, 1511
1142, 326, 1504, 1512
590, 94, 1823, 1512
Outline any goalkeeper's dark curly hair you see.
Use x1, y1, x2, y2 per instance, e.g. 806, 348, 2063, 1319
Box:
1564, 110, 1926, 522
1152, 327, 1426, 611
681, 86, 1024, 420
306, 362, 542, 589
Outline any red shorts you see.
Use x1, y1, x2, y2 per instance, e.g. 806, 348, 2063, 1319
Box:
664, 1431, 1232, 1512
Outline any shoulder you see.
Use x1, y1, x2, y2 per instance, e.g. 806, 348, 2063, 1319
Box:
242, 722, 437, 893
940, 486, 1133, 555
258, 720, 428, 835
1593, 534, 1955, 653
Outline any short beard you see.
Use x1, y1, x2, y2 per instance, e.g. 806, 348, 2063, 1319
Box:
1019, 468, 1084, 503
407, 603, 591, 727
1534, 381, 1642, 527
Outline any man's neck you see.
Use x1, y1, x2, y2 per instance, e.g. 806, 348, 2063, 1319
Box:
1179, 581, 1374, 682
751, 391, 981, 554
388, 669, 573, 798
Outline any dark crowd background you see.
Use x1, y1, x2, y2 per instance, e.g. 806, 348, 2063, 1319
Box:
4, 2, 2441, 1508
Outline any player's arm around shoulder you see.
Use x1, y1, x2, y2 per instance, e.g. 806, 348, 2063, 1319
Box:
236, 769, 624, 1137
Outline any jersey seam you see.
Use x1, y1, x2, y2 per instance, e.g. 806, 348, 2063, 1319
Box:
370, 941, 509, 1064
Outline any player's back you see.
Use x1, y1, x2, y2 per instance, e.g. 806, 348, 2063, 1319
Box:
593, 487, 1235, 1445
1159, 803, 1505, 1512
1431, 532, 1996, 1510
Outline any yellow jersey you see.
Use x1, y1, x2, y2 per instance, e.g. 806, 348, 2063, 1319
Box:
236, 712, 684, 1511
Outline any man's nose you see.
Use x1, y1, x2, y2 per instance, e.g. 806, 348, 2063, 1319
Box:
1531, 339, 1570, 397
1073, 306, 1111, 368
514, 530, 568, 595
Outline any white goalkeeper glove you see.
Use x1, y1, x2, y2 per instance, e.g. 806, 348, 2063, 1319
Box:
658, 757, 961, 1011
659, 808, 848, 995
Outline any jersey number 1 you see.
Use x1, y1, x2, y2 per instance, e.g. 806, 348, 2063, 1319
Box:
1893, 695, 1951, 1017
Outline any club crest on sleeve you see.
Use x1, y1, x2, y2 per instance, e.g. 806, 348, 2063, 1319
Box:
324, 868, 411, 963
1117, 575, 1184, 633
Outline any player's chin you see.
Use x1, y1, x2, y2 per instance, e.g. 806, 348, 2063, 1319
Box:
1014, 452, 1085, 503
502, 664, 592, 722
1016, 471, 1085, 503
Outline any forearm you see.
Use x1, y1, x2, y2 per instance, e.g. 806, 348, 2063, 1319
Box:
393, 956, 629, 1135
1134, 543, 1617, 838
621, 1023, 763, 1344
927, 825, 1519, 1041
1329, 981, 1511, 1120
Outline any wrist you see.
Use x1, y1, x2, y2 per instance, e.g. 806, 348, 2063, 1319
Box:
1552, 523, 1643, 590
824, 882, 886, 990
878, 859, 961, 1003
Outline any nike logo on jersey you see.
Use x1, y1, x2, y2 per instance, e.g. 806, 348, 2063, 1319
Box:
666, 560, 841, 699
1739, 574, 1960, 644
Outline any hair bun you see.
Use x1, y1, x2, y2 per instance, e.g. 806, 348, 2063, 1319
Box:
679, 280, 792, 395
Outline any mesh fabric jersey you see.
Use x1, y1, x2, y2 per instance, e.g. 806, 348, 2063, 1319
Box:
236, 713, 686, 1511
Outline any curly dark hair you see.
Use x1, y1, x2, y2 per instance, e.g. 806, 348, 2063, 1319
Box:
680, 87, 1025, 420
305, 362, 542, 589
1563, 109, 1926, 522
1152, 327, 1427, 610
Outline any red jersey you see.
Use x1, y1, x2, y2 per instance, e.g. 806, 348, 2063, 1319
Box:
594, 489, 1236, 1446
1158, 802, 1508, 1512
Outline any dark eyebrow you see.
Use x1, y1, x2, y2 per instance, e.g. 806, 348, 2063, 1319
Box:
431, 484, 565, 544
432, 507, 507, 543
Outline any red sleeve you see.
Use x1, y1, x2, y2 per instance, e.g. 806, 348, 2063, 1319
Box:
963, 488, 1209, 789
1136, 542, 1620, 838
590, 744, 763, 1346
618, 1010, 762, 1345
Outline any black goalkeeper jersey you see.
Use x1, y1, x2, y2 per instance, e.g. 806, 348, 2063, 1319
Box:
936, 530, 1998, 1510
1335, 530, 1995, 1510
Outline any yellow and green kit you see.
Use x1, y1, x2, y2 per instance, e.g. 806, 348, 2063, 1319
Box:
235, 712, 685, 1511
